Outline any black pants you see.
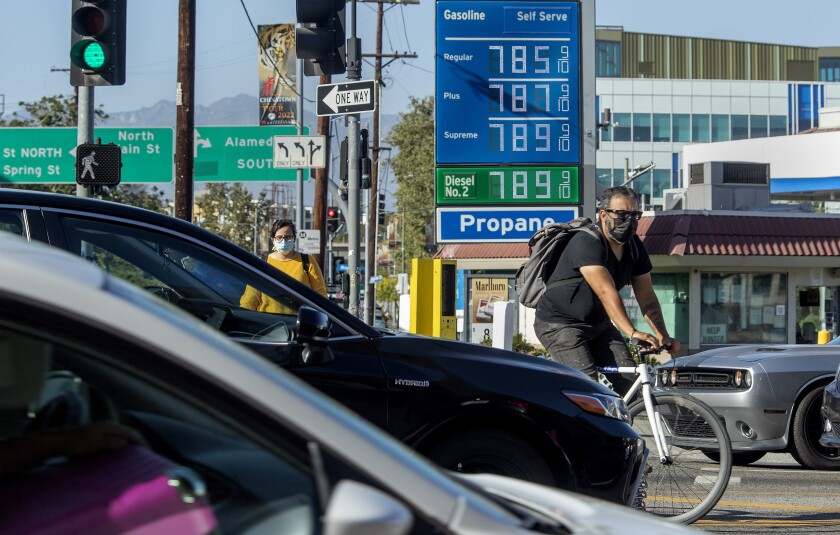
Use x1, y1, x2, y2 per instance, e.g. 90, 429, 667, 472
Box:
534, 317, 637, 396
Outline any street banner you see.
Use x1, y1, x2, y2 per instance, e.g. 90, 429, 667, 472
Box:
258, 24, 297, 126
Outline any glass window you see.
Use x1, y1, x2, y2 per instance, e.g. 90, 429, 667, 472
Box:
652, 114, 670, 142
652, 168, 670, 199
711, 115, 730, 142
597, 168, 614, 189
56, 216, 351, 341
731, 115, 749, 140
769, 115, 787, 137
633, 113, 651, 142
620, 273, 689, 345
596, 40, 621, 78
691, 114, 710, 143
672, 114, 691, 142
0, 210, 25, 237
750, 115, 768, 138
700, 273, 787, 345
613, 113, 631, 142
0, 319, 321, 534
820, 57, 840, 82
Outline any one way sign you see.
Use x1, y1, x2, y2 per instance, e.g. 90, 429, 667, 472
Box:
316, 80, 377, 117
273, 135, 326, 169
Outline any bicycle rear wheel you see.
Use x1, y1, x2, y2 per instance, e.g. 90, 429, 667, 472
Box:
629, 393, 732, 524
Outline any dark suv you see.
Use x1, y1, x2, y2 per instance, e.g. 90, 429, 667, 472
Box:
0, 188, 645, 505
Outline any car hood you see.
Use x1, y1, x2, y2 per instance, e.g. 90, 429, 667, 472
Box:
383, 331, 595, 381
666, 344, 840, 368
454, 473, 698, 534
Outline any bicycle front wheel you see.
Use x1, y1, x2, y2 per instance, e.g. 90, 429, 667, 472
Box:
629, 393, 732, 524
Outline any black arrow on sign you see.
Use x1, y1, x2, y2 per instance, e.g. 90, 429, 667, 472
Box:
294, 143, 305, 157
276, 143, 288, 158
309, 140, 322, 165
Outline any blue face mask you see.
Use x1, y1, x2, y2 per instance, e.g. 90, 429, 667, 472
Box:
274, 239, 295, 254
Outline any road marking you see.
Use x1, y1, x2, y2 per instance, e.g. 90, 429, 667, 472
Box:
693, 475, 741, 484
697, 518, 840, 527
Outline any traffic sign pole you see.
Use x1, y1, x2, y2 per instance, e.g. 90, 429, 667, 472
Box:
345, 3, 362, 319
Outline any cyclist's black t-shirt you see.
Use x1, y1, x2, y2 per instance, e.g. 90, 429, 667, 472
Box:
535, 224, 651, 325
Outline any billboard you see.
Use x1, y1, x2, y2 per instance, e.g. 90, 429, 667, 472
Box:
258, 24, 298, 126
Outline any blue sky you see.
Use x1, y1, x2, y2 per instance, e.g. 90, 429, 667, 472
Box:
3, 0, 840, 120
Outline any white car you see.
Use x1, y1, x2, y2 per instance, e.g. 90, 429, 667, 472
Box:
0, 233, 697, 535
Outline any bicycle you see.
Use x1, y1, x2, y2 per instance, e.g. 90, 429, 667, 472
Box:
598, 343, 732, 524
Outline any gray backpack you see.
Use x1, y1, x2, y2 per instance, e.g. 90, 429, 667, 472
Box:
514, 217, 597, 308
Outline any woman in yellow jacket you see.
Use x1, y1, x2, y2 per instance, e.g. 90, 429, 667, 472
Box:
240, 219, 327, 313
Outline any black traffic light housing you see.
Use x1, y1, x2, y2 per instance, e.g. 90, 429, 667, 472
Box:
378, 192, 386, 226
360, 128, 371, 189
326, 206, 340, 234
70, 0, 126, 87
296, 0, 346, 77
76, 141, 122, 187
338, 137, 349, 201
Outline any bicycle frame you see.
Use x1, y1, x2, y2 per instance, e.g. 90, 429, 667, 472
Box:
600, 363, 672, 463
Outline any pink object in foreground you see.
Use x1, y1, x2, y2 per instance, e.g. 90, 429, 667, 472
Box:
0, 445, 217, 535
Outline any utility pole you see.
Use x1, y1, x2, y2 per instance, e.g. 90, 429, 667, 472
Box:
361, 0, 418, 325
315, 74, 331, 270
174, 0, 196, 222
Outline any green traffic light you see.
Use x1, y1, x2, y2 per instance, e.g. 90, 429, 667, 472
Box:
82, 42, 106, 70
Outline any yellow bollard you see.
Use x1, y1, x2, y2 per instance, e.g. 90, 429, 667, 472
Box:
818, 330, 831, 344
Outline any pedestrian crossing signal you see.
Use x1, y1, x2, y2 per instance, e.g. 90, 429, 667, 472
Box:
76, 142, 122, 186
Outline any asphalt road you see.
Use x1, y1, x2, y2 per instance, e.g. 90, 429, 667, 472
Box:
691, 453, 840, 533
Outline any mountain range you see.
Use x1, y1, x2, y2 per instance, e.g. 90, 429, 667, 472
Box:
100, 93, 400, 139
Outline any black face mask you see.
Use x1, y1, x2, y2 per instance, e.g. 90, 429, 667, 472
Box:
606, 217, 637, 244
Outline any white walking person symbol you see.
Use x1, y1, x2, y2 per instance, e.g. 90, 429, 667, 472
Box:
81, 151, 98, 179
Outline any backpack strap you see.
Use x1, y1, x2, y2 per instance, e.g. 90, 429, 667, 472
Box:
301, 253, 311, 284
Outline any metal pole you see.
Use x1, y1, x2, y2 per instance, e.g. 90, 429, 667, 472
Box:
253, 203, 259, 255
346, 0, 362, 317
296, 60, 304, 233
76, 86, 93, 198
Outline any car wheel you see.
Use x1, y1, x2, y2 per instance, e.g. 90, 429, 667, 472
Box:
426, 429, 556, 486
703, 450, 767, 465
791, 386, 840, 470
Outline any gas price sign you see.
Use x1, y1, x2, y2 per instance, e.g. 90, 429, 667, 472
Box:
435, 0, 580, 165
436, 166, 578, 205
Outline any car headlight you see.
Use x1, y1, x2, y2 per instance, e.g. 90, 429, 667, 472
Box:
658, 368, 677, 387
565, 392, 629, 422
734, 370, 752, 388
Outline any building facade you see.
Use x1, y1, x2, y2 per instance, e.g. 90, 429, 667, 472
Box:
594, 29, 840, 207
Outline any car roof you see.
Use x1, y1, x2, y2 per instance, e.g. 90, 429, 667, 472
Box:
0, 232, 516, 528
0, 187, 377, 338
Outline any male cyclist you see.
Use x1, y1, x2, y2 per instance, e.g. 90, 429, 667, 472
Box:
534, 186, 679, 394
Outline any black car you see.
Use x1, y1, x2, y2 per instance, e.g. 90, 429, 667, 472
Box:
0, 188, 645, 505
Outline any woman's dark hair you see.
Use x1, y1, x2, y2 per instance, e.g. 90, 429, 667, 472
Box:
599, 186, 640, 209
270, 219, 296, 240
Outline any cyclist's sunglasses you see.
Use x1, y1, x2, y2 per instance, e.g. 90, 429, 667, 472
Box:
603, 209, 643, 221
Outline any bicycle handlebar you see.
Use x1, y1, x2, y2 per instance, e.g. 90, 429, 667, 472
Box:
631, 339, 671, 356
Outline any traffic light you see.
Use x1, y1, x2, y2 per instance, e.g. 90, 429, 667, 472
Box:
378, 192, 386, 226
338, 137, 348, 201
70, 0, 127, 87
296, 0, 346, 77
360, 129, 371, 189
326, 206, 340, 234
76, 141, 122, 187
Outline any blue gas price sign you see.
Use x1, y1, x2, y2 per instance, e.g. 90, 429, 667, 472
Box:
435, 1, 580, 166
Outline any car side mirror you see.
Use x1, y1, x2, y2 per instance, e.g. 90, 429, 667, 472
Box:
323, 480, 412, 535
297, 306, 334, 365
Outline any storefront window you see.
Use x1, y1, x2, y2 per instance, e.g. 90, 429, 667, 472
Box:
700, 273, 787, 345
620, 273, 689, 345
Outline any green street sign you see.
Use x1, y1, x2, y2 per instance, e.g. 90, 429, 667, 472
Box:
0, 127, 172, 183
194, 125, 310, 182
435, 166, 580, 205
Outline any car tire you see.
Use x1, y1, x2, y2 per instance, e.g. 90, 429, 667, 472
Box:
791, 386, 840, 470
703, 450, 767, 465
426, 429, 556, 486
